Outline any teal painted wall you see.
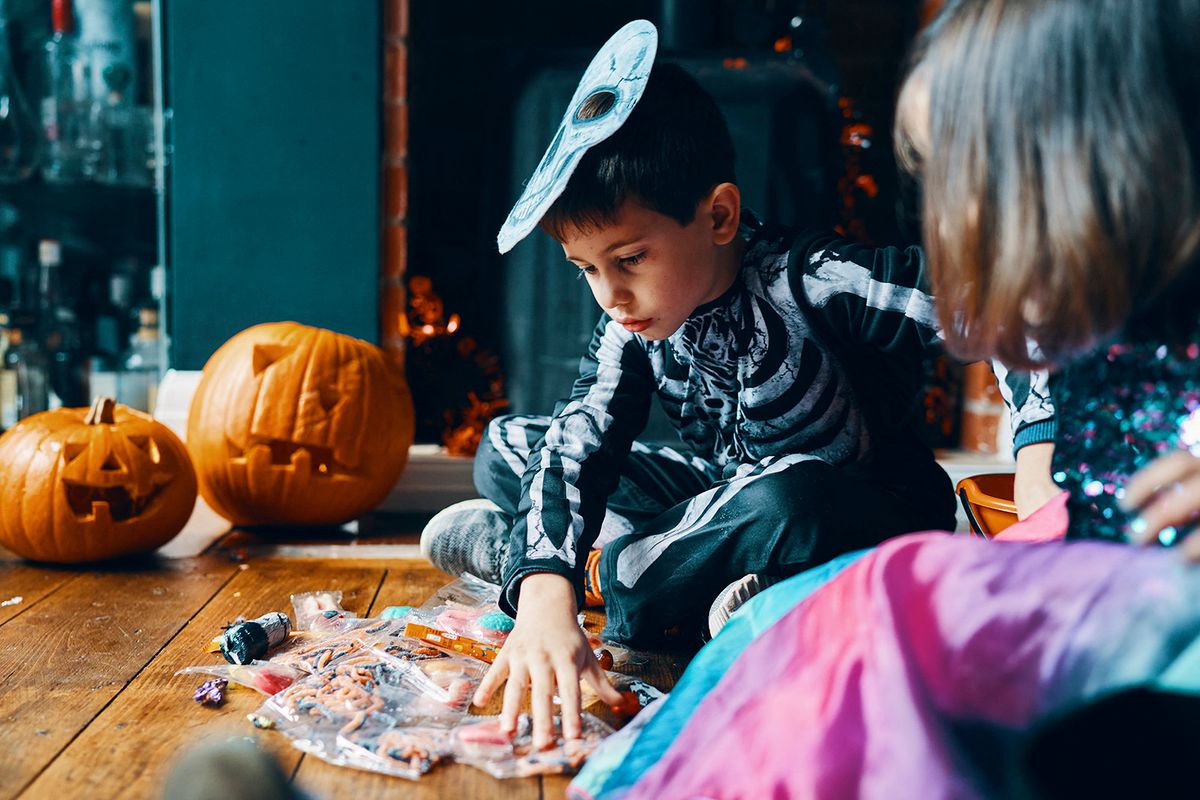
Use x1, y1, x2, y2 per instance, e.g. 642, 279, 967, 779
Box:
166, 1, 381, 369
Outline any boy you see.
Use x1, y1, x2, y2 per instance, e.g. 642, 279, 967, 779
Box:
420, 21, 1044, 748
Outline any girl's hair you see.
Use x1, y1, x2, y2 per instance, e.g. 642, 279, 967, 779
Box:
897, 0, 1200, 368
539, 62, 736, 241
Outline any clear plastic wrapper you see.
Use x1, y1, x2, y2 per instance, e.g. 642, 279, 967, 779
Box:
582, 629, 645, 671
290, 590, 360, 633
184, 576, 626, 781
356, 620, 453, 662
176, 661, 301, 696
408, 575, 515, 649
267, 625, 379, 674
261, 647, 482, 731
451, 713, 614, 779
334, 722, 453, 779
419, 573, 502, 610
258, 641, 485, 779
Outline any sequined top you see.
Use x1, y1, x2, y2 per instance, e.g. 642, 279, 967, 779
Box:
1053, 314, 1200, 542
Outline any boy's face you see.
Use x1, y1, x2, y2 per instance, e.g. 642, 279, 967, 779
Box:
560, 199, 736, 341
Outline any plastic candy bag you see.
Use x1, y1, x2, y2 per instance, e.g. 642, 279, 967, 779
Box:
258, 640, 486, 779
451, 713, 614, 779
177, 661, 301, 696
291, 590, 360, 633
334, 722, 453, 780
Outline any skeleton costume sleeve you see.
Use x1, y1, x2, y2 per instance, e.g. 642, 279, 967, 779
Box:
791, 229, 1057, 454
790, 230, 943, 354
499, 316, 655, 616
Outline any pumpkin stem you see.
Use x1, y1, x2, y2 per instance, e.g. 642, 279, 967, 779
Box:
85, 397, 117, 425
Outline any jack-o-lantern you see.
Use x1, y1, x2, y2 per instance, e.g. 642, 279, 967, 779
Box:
0, 397, 198, 563
187, 322, 415, 526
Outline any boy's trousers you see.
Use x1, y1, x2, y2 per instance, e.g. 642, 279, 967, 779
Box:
475, 414, 956, 645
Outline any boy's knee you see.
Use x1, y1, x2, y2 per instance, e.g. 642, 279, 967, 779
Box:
742, 460, 836, 508
478, 415, 514, 457
473, 417, 513, 498
473, 415, 549, 509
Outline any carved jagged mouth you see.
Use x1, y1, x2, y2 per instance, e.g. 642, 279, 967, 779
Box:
63, 482, 164, 522
230, 439, 340, 477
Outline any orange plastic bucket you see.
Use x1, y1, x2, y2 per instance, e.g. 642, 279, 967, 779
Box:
956, 472, 1018, 537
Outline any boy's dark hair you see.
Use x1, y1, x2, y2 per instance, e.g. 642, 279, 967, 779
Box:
897, 0, 1200, 369
540, 62, 736, 240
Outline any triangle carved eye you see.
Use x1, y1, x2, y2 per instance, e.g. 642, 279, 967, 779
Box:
318, 386, 340, 412
127, 434, 161, 463
253, 343, 294, 376
63, 441, 88, 462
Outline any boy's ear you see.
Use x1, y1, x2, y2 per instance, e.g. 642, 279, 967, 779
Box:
707, 182, 742, 245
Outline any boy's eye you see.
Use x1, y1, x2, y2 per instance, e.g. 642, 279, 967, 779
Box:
617, 252, 645, 267
575, 265, 597, 280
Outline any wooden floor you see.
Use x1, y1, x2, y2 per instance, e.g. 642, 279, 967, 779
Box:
0, 519, 688, 800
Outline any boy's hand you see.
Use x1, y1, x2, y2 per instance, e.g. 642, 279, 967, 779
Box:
1122, 451, 1200, 557
473, 572, 624, 749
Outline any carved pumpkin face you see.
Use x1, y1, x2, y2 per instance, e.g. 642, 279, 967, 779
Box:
0, 398, 198, 563
187, 322, 415, 526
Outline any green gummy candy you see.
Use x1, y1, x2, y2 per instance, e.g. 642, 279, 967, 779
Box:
479, 611, 515, 632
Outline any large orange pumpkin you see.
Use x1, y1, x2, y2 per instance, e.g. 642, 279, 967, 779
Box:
0, 397, 198, 562
187, 322, 415, 526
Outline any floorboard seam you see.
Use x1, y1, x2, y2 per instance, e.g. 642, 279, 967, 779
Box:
13, 561, 242, 799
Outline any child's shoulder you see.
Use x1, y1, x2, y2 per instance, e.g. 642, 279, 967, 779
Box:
745, 214, 868, 263
742, 217, 868, 278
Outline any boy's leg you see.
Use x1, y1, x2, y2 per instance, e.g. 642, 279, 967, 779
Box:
599, 454, 952, 645
474, 415, 717, 544
425, 415, 715, 583
419, 415, 553, 582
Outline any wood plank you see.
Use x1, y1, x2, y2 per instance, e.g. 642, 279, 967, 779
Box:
292, 560, 541, 799
296, 759, 542, 800
20, 559, 387, 800
0, 558, 238, 799
0, 563, 78, 627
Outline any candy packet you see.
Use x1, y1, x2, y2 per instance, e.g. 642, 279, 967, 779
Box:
451, 713, 614, 779
177, 661, 301, 696
290, 590, 362, 633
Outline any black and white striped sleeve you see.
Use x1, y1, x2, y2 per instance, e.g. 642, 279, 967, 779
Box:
789, 230, 1057, 452
499, 314, 654, 617
991, 361, 1057, 453
787, 230, 943, 355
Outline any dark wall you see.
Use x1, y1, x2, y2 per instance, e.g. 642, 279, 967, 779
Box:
407, 0, 921, 370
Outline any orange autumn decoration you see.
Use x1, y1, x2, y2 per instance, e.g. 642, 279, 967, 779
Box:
187, 322, 415, 526
0, 397, 197, 563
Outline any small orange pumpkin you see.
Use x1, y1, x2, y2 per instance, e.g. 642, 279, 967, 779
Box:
187, 322, 415, 526
0, 397, 198, 562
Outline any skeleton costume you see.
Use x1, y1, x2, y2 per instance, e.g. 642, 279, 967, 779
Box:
485, 21, 1053, 644
482, 213, 1050, 643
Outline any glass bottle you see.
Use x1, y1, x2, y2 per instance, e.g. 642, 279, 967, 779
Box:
75, 0, 136, 182
74, 0, 136, 109
85, 260, 132, 401
4, 311, 50, 424
117, 304, 160, 412
0, 310, 14, 430
41, 0, 91, 182
37, 239, 85, 408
